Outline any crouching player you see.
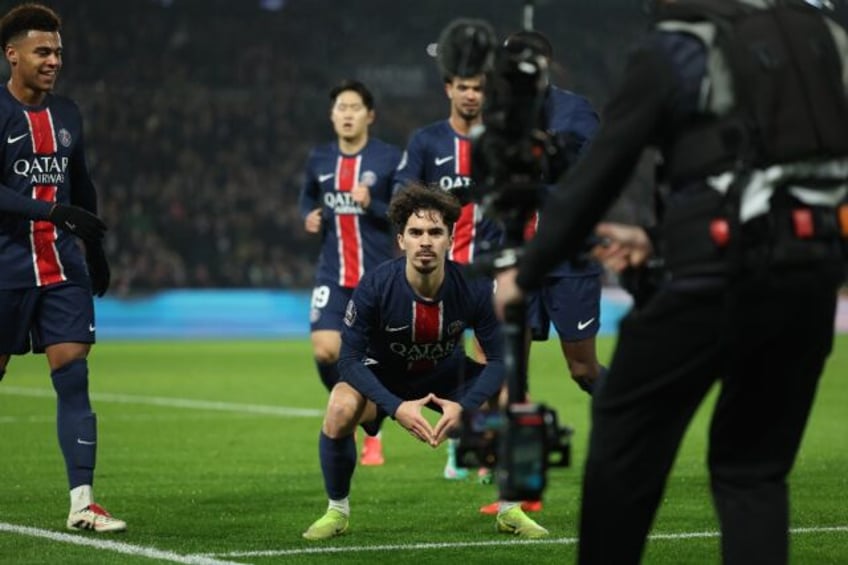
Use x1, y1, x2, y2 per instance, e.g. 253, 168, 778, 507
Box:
302, 185, 549, 540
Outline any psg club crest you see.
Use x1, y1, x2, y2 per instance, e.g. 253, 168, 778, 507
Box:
57, 128, 72, 148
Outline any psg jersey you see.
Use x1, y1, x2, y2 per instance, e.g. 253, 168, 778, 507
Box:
536, 86, 603, 278
0, 87, 93, 289
299, 137, 401, 288
338, 257, 504, 415
394, 120, 501, 264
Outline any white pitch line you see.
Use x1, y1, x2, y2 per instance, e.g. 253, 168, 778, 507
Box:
207, 525, 848, 558
0, 386, 323, 418
0, 522, 243, 565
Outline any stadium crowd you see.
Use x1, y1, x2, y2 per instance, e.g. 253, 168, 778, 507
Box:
9, 0, 646, 295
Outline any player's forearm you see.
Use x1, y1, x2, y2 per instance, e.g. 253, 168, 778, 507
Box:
338, 358, 404, 416
298, 187, 319, 219
70, 174, 99, 214
69, 144, 99, 214
0, 184, 52, 219
366, 198, 388, 218
459, 360, 505, 411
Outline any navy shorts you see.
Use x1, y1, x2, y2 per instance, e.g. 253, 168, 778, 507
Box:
309, 281, 354, 332
0, 281, 96, 355
526, 275, 602, 342
357, 357, 487, 436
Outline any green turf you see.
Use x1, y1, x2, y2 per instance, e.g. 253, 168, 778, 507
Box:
0, 336, 846, 564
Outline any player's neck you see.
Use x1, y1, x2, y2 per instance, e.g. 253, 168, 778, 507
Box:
448, 114, 480, 137
406, 266, 444, 301
6, 79, 46, 107
337, 134, 368, 156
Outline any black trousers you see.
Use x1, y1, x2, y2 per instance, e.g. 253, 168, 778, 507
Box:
578, 263, 843, 564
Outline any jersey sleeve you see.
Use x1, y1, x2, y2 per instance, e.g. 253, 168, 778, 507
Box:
458, 279, 505, 411
364, 146, 401, 219
337, 273, 406, 416
550, 94, 600, 154
393, 131, 426, 192
0, 183, 52, 219
68, 114, 99, 215
298, 149, 322, 220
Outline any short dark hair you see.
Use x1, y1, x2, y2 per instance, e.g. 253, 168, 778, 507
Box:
329, 79, 375, 110
504, 30, 553, 61
442, 72, 483, 85
0, 3, 61, 49
389, 184, 462, 235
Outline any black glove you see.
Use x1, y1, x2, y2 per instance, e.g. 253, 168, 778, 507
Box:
85, 241, 111, 297
48, 204, 107, 242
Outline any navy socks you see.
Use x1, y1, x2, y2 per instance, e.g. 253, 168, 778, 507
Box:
50, 359, 96, 488
319, 432, 357, 500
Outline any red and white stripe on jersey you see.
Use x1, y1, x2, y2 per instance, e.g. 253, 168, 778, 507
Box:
450, 136, 476, 265
26, 108, 65, 287
524, 211, 540, 242
409, 300, 444, 372
334, 155, 365, 288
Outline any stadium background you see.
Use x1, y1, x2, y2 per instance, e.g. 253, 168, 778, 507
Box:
1, 0, 846, 336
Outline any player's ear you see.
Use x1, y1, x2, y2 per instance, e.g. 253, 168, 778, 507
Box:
367, 109, 375, 126
6, 45, 17, 65
397, 231, 406, 252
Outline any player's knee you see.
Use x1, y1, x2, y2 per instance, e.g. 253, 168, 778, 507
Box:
312, 345, 339, 365
45, 343, 90, 372
323, 386, 361, 437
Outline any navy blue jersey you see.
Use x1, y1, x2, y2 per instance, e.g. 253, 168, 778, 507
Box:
531, 86, 603, 278
299, 137, 402, 288
0, 87, 94, 290
338, 257, 504, 417
394, 120, 501, 264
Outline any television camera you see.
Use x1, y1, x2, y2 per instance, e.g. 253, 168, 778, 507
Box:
436, 18, 574, 501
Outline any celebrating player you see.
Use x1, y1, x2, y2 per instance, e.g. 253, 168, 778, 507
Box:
299, 79, 402, 466
394, 71, 501, 480
0, 3, 124, 532
302, 185, 548, 541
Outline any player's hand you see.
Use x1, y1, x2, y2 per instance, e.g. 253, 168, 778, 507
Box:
394, 394, 436, 444
85, 240, 111, 297
494, 267, 523, 321
48, 204, 107, 243
304, 208, 322, 233
351, 183, 371, 209
592, 223, 653, 272
430, 395, 463, 447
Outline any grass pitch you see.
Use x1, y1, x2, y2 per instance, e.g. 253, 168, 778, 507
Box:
0, 336, 846, 564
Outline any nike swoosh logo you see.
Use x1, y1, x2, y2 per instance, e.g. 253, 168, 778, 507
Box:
7, 132, 28, 144
384, 325, 410, 333
434, 156, 454, 166
318, 173, 335, 182
577, 318, 596, 331
76, 439, 96, 446
89, 324, 96, 332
